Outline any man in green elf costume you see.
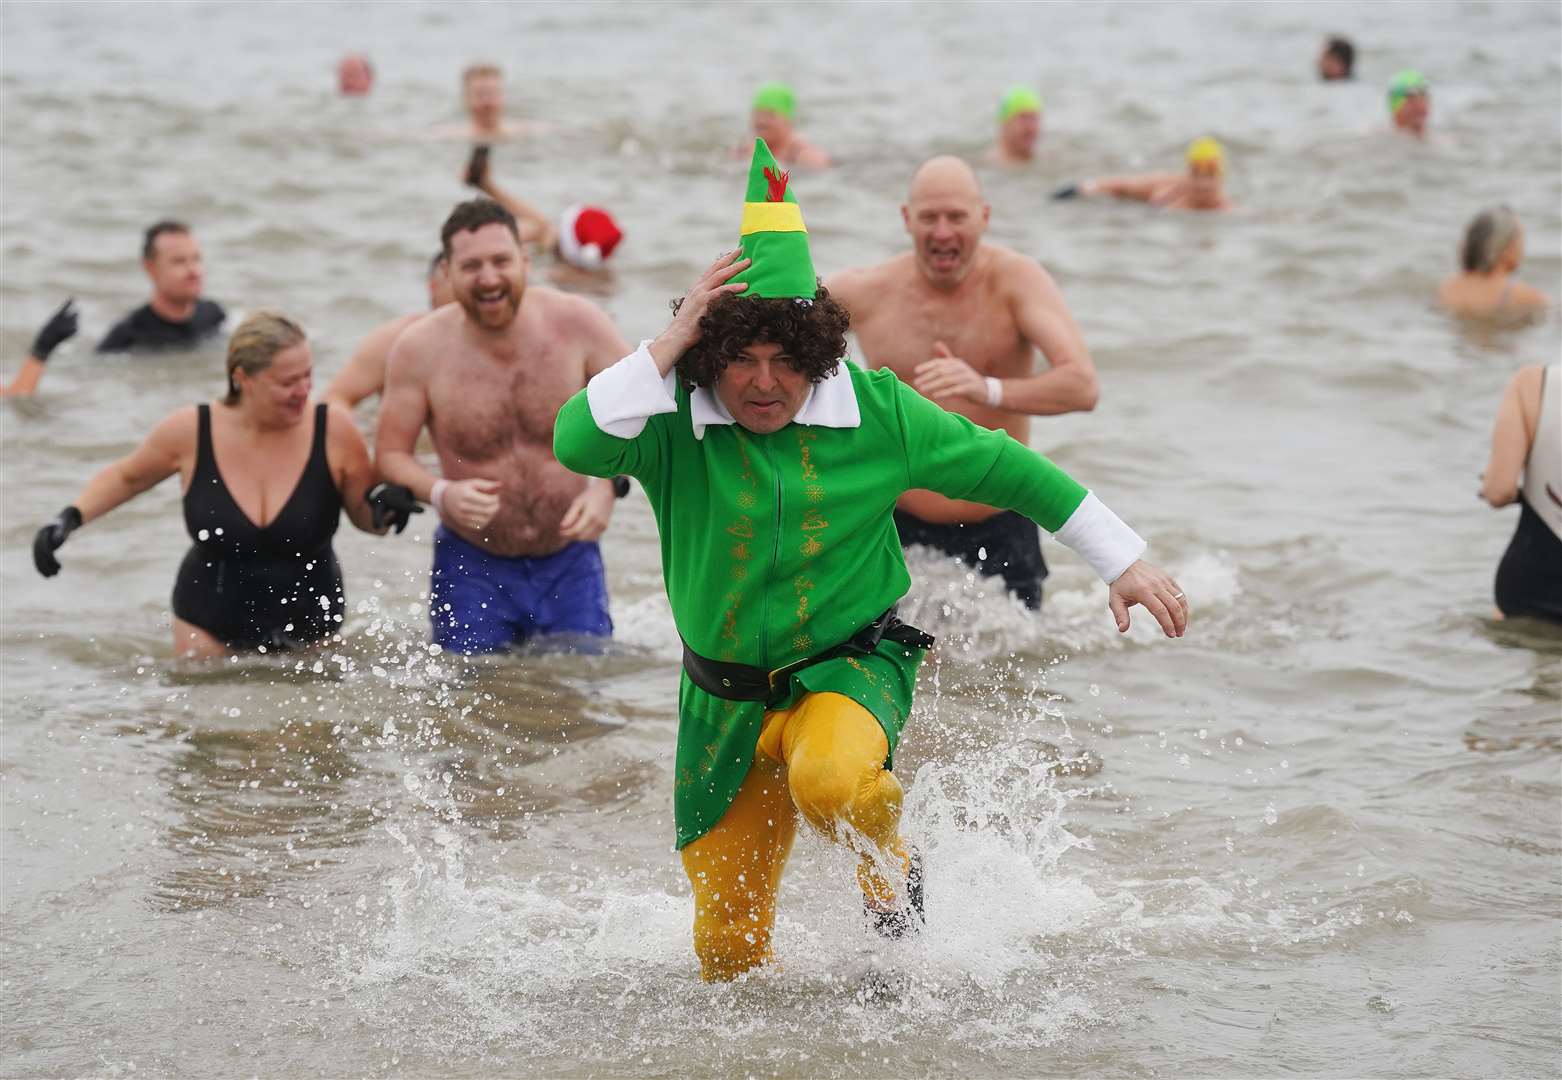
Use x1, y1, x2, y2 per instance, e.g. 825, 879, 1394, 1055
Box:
554, 139, 1187, 981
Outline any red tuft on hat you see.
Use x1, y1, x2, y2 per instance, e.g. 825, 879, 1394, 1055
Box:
557, 204, 623, 270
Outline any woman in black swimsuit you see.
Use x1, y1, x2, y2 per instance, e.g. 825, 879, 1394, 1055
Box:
31, 311, 421, 657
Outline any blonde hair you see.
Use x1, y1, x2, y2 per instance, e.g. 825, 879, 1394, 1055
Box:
1461, 206, 1520, 274
462, 63, 501, 85
224, 310, 305, 405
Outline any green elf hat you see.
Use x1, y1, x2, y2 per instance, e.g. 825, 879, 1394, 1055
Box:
731, 137, 817, 299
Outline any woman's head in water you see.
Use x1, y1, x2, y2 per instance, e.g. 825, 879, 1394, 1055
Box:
224, 311, 312, 425
671, 287, 849, 433
1461, 206, 1523, 275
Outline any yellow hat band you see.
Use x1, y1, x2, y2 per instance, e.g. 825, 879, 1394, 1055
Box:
740, 201, 806, 236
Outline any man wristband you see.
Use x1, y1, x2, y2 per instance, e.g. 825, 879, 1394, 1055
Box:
430, 479, 450, 517
984, 376, 1003, 407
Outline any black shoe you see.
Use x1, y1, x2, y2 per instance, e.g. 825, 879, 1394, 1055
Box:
868, 847, 924, 940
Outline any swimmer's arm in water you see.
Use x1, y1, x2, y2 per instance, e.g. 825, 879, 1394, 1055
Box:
472, 164, 556, 253
323, 314, 421, 412
1481, 366, 1543, 507
2, 358, 46, 398
72, 406, 194, 523
3, 300, 80, 397
324, 401, 389, 534
375, 332, 500, 528
1081, 173, 1179, 203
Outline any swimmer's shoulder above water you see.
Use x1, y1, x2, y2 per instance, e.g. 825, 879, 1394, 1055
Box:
1437, 205, 1550, 324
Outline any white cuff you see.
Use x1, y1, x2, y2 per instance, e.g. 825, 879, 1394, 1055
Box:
584, 340, 679, 439
1054, 492, 1147, 584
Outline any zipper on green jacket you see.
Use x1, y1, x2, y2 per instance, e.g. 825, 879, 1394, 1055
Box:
761, 437, 781, 668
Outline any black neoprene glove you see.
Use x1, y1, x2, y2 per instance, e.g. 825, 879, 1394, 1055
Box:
1051, 183, 1082, 201
30, 299, 79, 361
365, 482, 423, 534
33, 505, 83, 577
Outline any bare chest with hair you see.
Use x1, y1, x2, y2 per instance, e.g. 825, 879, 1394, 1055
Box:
855, 268, 1030, 379
426, 331, 584, 464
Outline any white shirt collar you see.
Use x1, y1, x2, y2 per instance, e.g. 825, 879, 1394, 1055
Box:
688, 360, 861, 439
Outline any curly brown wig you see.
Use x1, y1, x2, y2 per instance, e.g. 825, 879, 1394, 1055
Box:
672, 286, 850, 390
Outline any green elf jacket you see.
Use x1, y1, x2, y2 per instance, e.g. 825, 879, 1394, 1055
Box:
554, 343, 1146, 848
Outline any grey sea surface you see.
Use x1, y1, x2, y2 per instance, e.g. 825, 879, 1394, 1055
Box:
3, 2, 1560, 1077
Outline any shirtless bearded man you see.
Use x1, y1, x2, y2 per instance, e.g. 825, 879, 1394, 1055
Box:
825, 156, 1099, 610
376, 199, 631, 652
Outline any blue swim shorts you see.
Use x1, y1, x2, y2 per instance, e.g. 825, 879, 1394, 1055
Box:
429, 526, 613, 654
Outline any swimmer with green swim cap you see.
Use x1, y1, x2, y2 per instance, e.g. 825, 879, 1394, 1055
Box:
1388, 70, 1431, 138
1054, 135, 1233, 211
991, 85, 1043, 165
746, 80, 832, 169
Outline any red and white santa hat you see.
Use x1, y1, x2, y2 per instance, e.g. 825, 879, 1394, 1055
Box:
556, 204, 623, 270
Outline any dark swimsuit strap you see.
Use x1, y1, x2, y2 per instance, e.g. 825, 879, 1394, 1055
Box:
192, 402, 216, 489
311, 402, 329, 476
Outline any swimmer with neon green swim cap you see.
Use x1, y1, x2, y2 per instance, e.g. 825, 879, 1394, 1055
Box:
990, 85, 1044, 165
1054, 135, 1233, 211
746, 80, 832, 169
1388, 70, 1431, 138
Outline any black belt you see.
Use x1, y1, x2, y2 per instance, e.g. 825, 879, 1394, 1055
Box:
681, 607, 936, 706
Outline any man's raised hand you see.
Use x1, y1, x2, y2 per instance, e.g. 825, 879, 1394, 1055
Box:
649, 250, 750, 374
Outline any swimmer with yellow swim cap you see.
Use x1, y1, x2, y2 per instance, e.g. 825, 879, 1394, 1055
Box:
1388, 70, 1431, 138
990, 85, 1043, 165
1053, 136, 1233, 211
744, 80, 831, 169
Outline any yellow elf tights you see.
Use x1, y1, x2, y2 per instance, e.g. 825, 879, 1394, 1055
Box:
679, 691, 912, 981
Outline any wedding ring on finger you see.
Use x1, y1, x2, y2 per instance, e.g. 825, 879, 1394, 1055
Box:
1172, 591, 1185, 600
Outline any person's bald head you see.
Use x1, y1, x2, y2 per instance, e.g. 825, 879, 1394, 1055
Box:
903, 156, 990, 288
907, 155, 985, 206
